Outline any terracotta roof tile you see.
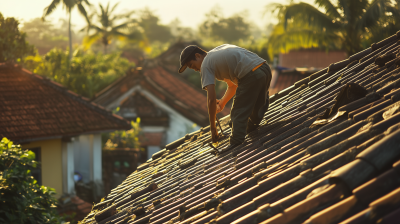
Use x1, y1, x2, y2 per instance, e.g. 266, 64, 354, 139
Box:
0, 65, 131, 142
94, 62, 229, 127
82, 31, 400, 224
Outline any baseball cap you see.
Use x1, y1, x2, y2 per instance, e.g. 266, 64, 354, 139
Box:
179, 45, 198, 73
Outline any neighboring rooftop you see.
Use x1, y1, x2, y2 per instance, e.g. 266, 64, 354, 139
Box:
93, 43, 229, 127
82, 31, 400, 224
0, 64, 131, 143
279, 49, 347, 69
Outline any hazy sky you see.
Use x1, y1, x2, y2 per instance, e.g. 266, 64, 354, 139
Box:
0, 0, 316, 30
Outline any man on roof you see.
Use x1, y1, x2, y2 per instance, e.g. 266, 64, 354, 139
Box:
179, 44, 272, 151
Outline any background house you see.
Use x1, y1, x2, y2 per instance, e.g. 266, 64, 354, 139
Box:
0, 64, 131, 199
270, 49, 348, 95
93, 42, 229, 160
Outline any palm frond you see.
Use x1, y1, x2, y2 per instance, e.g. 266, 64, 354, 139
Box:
263, 3, 284, 16
77, 3, 90, 24
283, 3, 341, 32
267, 23, 341, 58
110, 30, 128, 38
82, 0, 91, 6
111, 22, 130, 31
42, 0, 61, 19
356, 0, 391, 30
82, 33, 101, 50
88, 24, 104, 33
110, 2, 120, 14
315, 0, 341, 18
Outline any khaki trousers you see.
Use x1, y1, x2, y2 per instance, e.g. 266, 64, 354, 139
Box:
229, 63, 272, 145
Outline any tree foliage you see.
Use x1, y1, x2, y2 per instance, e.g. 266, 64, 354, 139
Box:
0, 13, 34, 64
82, 2, 144, 53
0, 138, 64, 224
199, 7, 251, 43
24, 48, 135, 98
137, 9, 173, 43
267, 0, 397, 57
104, 119, 143, 149
21, 18, 83, 55
42, 0, 91, 60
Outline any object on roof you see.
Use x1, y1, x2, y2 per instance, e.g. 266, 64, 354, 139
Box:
0, 64, 131, 143
82, 31, 400, 224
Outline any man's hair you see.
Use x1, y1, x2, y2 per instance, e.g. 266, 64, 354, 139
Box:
185, 47, 207, 63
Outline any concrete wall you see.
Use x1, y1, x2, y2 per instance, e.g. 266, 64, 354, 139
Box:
62, 141, 75, 195
74, 134, 102, 183
106, 85, 200, 146
23, 139, 63, 198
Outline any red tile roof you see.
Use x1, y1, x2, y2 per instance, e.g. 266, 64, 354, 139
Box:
82, 31, 400, 224
0, 64, 131, 143
269, 71, 305, 95
94, 64, 229, 127
279, 49, 347, 69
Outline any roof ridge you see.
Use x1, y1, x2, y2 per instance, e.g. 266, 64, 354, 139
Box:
157, 62, 207, 97
19, 66, 130, 128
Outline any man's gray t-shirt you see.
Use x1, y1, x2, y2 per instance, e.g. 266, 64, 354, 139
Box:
200, 44, 266, 89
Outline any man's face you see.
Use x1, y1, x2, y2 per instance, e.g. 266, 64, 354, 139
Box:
187, 53, 203, 72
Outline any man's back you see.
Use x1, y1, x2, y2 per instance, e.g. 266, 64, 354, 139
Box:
200, 44, 266, 89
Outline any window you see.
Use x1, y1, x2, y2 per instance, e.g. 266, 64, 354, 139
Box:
29, 148, 42, 186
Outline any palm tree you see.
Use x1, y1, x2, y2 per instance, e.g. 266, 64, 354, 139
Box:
267, 0, 395, 57
82, 2, 142, 54
42, 0, 91, 61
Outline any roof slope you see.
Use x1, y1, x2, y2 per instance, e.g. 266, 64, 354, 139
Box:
0, 64, 130, 142
94, 64, 228, 127
82, 31, 400, 224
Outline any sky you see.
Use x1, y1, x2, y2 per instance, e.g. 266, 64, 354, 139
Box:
0, 0, 316, 30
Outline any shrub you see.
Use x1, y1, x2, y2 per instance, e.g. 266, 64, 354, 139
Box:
0, 138, 65, 223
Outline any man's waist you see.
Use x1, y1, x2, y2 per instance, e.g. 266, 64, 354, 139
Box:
252, 62, 266, 72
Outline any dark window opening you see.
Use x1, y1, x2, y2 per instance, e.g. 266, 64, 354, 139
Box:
29, 147, 42, 186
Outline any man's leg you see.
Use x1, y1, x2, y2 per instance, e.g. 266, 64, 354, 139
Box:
247, 64, 272, 133
230, 65, 270, 145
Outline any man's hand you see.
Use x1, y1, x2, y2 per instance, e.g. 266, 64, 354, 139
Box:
210, 125, 219, 143
216, 99, 225, 113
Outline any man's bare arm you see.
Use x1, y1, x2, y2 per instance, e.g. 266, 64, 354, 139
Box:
206, 84, 218, 142
217, 79, 237, 113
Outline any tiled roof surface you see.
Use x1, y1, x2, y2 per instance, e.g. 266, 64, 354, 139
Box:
94, 65, 229, 127
0, 65, 131, 142
82, 32, 400, 224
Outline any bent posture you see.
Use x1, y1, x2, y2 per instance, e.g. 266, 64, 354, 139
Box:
179, 44, 272, 151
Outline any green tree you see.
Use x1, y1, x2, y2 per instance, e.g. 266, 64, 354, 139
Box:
23, 48, 135, 98
83, 2, 143, 53
267, 0, 394, 57
21, 18, 84, 55
368, 0, 400, 44
0, 13, 34, 64
42, 0, 91, 60
0, 138, 65, 223
103, 119, 143, 149
199, 7, 251, 43
137, 9, 173, 43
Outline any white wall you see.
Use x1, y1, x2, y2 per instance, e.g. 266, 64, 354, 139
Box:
73, 134, 102, 183
166, 112, 199, 144
62, 141, 75, 195
105, 85, 200, 146
147, 146, 161, 160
